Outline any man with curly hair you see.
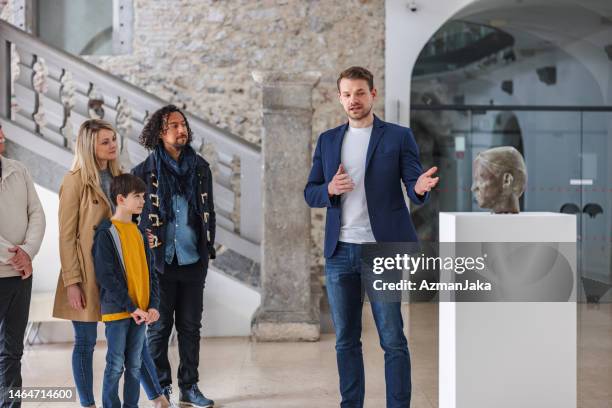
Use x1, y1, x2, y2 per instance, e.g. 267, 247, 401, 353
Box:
132, 105, 216, 408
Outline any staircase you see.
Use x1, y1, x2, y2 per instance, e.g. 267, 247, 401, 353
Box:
0, 19, 262, 336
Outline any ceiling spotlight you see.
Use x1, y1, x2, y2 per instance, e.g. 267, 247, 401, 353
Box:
501, 80, 513, 95
604, 44, 612, 61
536, 66, 557, 85
408, 1, 418, 12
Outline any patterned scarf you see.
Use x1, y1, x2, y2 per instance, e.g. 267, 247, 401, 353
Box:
154, 144, 200, 222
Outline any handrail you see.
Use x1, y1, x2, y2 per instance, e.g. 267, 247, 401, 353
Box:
0, 19, 262, 262
0, 19, 260, 156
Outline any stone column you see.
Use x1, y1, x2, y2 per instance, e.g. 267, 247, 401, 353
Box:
251, 71, 321, 341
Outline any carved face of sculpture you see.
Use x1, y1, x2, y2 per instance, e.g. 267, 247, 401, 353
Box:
471, 157, 500, 209
471, 146, 527, 214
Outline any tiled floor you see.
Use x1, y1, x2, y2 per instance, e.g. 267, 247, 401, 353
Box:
578, 303, 612, 408
18, 303, 611, 407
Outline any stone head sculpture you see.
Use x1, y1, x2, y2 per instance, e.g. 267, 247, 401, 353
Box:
471, 146, 527, 214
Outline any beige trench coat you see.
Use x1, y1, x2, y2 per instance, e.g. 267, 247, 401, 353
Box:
52, 169, 113, 322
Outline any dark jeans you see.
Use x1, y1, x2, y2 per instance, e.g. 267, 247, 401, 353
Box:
0, 276, 31, 408
325, 242, 411, 408
71, 321, 163, 407
102, 319, 146, 408
148, 260, 205, 389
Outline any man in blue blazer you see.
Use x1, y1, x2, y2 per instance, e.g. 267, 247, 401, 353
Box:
304, 67, 438, 408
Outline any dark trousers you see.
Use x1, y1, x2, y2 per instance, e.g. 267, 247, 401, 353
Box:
0, 276, 32, 408
147, 260, 205, 389
326, 242, 411, 408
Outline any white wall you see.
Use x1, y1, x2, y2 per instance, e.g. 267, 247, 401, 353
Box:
385, 0, 474, 125
31, 184, 61, 293
30, 183, 260, 343
452, 49, 604, 107
37, 0, 113, 55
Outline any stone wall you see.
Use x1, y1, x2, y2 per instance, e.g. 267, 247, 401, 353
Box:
1, 0, 386, 270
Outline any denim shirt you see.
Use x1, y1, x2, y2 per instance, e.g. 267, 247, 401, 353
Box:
164, 194, 200, 265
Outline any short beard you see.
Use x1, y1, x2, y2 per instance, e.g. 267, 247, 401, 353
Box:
347, 104, 373, 121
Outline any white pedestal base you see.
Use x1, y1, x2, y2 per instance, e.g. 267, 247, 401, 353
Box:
439, 212, 577, 408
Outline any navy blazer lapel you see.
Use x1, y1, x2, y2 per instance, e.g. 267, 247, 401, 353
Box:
365, 115, 385, 170
333, 122, 349, 172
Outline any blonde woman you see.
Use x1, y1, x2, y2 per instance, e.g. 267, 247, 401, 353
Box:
52, 119, 171, 408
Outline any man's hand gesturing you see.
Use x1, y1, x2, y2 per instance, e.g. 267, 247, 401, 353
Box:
414, 166, 439, 196
328, 164, 354, 196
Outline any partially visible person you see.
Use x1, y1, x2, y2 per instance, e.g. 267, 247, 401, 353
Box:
93, 174, 160, 408
0, 122, 46, 408
52, 119, 171, 408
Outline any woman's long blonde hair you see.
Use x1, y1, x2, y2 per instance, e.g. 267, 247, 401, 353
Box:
71, 119, 122, 186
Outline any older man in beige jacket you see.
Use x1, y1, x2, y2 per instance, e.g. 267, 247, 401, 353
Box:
0, 123, 45, 408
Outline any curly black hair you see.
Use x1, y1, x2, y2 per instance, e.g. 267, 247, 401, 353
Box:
139, 104, 193, 150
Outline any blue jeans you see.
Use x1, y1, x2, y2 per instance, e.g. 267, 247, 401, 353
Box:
102, 319, 146, 408
325, 242, 411, 408
71, 321, 163, 407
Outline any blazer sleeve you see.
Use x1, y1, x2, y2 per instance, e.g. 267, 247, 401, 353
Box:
92, 231, 137, 313
18, 165, 46, 260
400, 128, 429, 205
304, 135, 337, 208
58, 174, 84, 287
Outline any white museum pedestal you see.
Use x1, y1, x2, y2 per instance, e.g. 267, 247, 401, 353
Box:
438, 212, 577, 408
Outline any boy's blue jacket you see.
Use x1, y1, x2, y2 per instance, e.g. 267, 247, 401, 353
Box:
92, 218, 160, 315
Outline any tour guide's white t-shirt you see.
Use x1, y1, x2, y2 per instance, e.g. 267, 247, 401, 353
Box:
339, 125, 376, 243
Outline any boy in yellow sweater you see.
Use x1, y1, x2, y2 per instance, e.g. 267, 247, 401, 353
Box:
93, 174, 160, 408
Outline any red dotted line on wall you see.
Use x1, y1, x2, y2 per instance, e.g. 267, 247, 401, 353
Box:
435, 186, 612, 193
417, 236, 612, 242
